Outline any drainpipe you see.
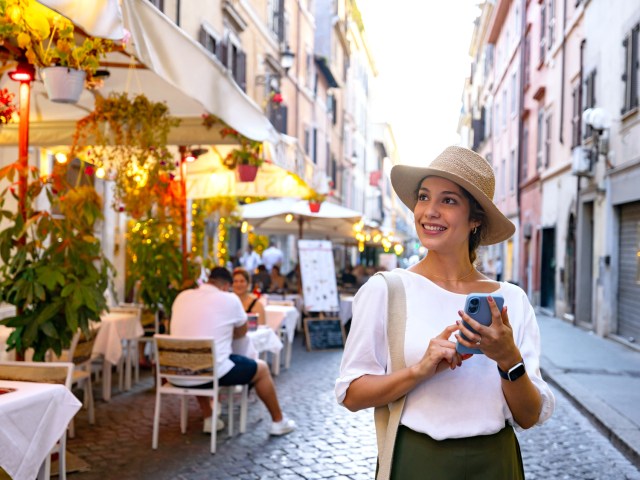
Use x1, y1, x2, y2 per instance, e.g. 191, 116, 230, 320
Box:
559, 0, 568, 144
516, 0, 526, 285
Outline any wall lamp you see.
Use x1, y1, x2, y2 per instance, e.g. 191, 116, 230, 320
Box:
185, 147, 208, 163
8, 63, 35, 83
582, 107, 612, 170
280, 45, 295, 73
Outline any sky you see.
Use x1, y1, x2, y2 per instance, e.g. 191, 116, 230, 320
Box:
359, 2, 480, 166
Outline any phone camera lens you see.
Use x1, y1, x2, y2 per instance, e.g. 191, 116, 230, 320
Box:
470, 298, 480, 306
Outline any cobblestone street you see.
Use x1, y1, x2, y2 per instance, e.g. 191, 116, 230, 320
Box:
67, 339, 640, 480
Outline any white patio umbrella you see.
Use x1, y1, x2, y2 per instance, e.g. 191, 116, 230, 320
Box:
241, 198, 363, 239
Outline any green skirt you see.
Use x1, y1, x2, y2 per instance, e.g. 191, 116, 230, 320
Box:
389, 424, 525, 480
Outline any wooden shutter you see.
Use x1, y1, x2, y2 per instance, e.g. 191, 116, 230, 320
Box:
217, 40, 227, 67
236, 51, 247, 92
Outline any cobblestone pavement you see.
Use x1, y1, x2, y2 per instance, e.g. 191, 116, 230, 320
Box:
67, 339, 640, 480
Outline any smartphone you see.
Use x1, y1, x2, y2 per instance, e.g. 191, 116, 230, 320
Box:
456, 293, 504, 355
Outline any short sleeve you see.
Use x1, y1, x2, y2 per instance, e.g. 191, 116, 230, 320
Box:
335, 274, 389, 405
230, 293, 248, 328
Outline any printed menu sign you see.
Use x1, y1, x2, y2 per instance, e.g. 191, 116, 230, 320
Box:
298, 240, 339, 312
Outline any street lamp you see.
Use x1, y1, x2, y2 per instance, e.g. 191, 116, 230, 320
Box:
280, 45, 295, 73
581, 107, 611, 171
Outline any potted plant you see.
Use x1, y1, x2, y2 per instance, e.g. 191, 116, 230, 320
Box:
0, 1, 116, 103
202, 114, 264, 182
306, 191, 326, 213
0, 160, 113, 360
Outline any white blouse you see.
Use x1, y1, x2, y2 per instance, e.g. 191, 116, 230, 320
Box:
335, 268, 555, 441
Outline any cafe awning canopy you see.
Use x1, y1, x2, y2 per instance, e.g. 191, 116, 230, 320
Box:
0, 0, 280, 147
241, 198, 363, 239
186, 147, 314, 199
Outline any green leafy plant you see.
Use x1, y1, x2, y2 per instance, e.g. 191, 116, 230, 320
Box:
71, 93, 180, 219
0, 161, 113, 360
0, 0, 115, 80
202, 114, 264, 169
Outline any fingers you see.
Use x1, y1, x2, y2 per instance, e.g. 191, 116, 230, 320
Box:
487, 296, 504, 325
437, 323, 461, 340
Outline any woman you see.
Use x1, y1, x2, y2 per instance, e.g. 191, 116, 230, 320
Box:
269, 265, 287, 293
232, 267, 266, 326
335, 146, 555, 479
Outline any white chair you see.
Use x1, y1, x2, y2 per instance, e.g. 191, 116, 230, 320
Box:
66, 327, 99, 438
152, 335, 248, 454
0, 361, 74, 480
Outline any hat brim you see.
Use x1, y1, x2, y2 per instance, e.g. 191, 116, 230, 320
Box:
390, 165, 515, 246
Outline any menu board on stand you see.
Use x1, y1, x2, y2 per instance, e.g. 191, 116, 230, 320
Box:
298, 239, 345, 350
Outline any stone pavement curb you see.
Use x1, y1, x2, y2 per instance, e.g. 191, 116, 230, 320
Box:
537, 313, 640, 469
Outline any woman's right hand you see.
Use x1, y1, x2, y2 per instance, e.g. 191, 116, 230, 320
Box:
412, 324, 468, 380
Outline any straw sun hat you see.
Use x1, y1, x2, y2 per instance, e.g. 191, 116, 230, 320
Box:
390, 145, 515, 245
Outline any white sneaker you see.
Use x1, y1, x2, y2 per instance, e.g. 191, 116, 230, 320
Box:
203, 416, 225, 433
269, 417, 296, 436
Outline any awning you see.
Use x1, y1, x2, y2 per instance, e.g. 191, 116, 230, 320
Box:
186, 147, 314, 199
37, 0, 125, 39
241, 198, 363, 239
0, 0, 280, 146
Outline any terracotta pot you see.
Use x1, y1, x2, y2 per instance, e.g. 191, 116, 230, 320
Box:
41, 66, 86, 104
308, 201, 322, 213
237, 164, 259, 182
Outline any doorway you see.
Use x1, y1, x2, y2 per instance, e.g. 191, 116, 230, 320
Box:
540, 227, 556, 310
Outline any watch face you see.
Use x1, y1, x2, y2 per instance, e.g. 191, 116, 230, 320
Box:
508, 363, 526, 381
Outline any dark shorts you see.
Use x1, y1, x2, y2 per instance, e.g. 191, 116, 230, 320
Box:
185, 354, 257, 389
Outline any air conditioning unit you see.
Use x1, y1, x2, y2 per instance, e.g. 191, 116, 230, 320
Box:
571, 146, 593, 177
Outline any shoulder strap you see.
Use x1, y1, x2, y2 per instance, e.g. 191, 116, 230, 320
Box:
246, 297, 259, 313
373, 271, 407, 480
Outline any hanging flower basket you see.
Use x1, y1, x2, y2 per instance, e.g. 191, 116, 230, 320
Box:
308, 200, 322, 213
41, 67, 86, 104
237, 164, 259, 182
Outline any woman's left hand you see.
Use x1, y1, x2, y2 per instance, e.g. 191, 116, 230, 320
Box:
455, 296, 521, 368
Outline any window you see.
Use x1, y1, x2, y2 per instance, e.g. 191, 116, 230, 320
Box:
584, 69, 597, 138
305, 48, 314, 90
524, 32, 531, 88
545, 114, 552, 168
536, 109, 544, 170
510, 149, 516, 193
199, 24, 222, 62
268, 0, 285, 42
622, 24, 639, 115
502, 90, 507, 130
485, 101, 493, 138
495, 102, 500, 136
539, 3, 546, 63
571, 84, 581, 147
511, 72, 517, 116
522, 123, 529, 181
548, 0, 555, 50
149, 0, 164, 11
484, 44, 494, 78
501, 158, 506, 198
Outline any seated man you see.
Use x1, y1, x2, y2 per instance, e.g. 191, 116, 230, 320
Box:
170, 267, 296, 436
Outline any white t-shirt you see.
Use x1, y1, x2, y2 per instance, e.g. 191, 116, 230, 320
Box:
261, 246, 283, 273
241, 250, 262, 274
171, 283, 247, 379
335, 268, 555, 440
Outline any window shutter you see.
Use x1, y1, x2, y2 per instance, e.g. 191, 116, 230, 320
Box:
199, 27, 207, 48
236, 51, 247, 91
217, 40, 228, 67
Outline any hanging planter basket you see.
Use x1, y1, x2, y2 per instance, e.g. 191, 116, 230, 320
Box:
237, 164, 259, 182
308, 201, 322, 213
41, 66, 86, 104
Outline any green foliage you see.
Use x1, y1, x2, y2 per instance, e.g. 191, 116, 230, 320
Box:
0, 0, 114, 80
202, 114, 264, 169
71, 93, 181, 219
0, 162, 113, 360
125, 218, 191, 314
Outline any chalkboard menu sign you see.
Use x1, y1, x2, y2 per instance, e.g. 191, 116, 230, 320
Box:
304, 317, 345, 351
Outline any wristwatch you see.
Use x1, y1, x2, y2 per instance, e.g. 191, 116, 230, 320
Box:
498, 360, 526, 382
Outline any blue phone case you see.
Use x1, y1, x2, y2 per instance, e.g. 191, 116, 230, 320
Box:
456, 293, 504, 355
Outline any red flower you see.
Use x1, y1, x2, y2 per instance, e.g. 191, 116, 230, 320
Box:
271, 93, 283, 104
85, 166, 95, 176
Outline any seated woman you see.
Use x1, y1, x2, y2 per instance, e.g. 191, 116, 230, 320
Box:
269, 265, 287, 293
232, 267, 266, 326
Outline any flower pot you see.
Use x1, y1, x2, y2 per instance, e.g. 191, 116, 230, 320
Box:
237, 164, 259, 182
41, 66, 86, 104
308, 201, 322, 213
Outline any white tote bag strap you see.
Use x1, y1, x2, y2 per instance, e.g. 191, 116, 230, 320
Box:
373, 271, 407, 480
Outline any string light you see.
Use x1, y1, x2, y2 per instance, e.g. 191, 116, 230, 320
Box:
285, 213, 293, 223
54, 152, 67, 164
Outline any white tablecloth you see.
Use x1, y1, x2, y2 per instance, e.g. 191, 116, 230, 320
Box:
339, 295, 355, 325
0, 380, 81, 480
265, 305, 299, 343
232, 327, 283, 360
94, 312, 144, 365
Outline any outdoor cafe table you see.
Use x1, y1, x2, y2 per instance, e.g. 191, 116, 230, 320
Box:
94, 311, 144, 401
339, 295, 355, 326
0, 380, 81, 480
265, 305, 299, 372
232, 326, 283, 374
